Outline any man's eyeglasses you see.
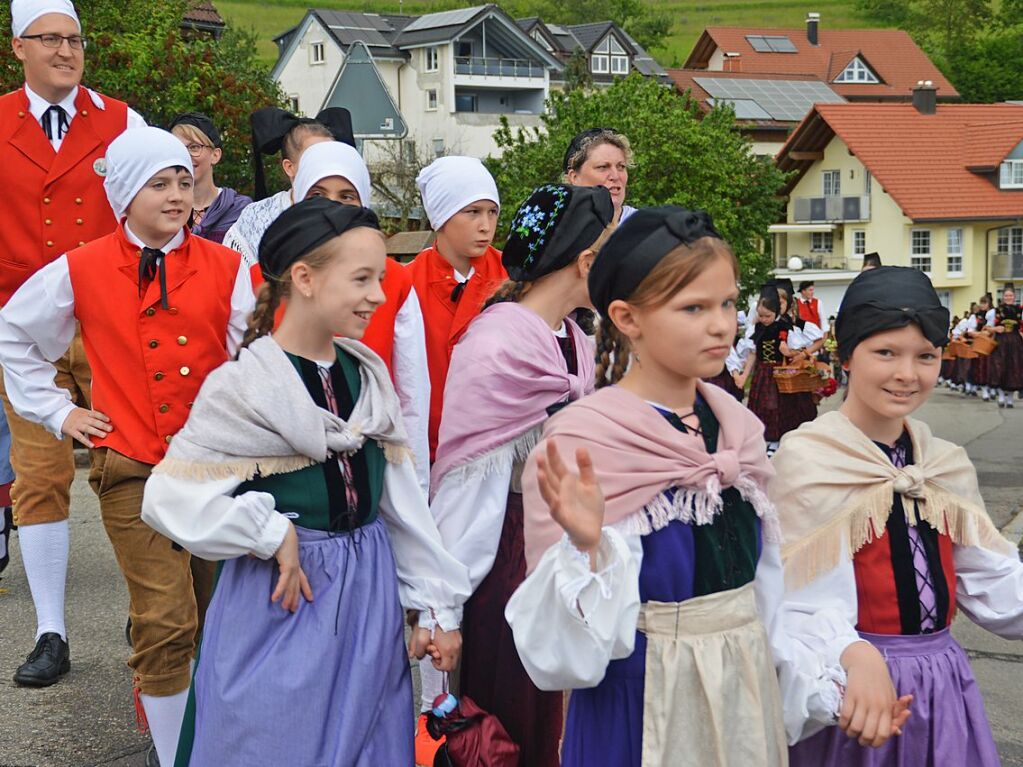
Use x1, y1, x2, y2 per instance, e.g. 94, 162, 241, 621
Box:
184, 143, 214, 157
20, 34, 88, 50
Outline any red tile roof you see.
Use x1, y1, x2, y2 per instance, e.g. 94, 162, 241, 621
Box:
685, 27, 957, 99
184, 1, 225, 27
777, 103, 1023, 221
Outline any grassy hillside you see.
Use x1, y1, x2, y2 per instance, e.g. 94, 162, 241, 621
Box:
218, 0, 880, 68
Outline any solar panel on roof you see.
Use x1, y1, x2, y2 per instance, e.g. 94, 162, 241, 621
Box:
764, 35, 797, 52
696, 78, 844, 121
746, 35, 771, 52
402, 6, 482, 32
332, 26, 391, 47
707, 97, 772, 120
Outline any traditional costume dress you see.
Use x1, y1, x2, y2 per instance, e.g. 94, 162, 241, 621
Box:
506, 207, 789, 767
407, 156, 506, 462
429, 184, 612, 765
773, 267, 1023, 766
988, 303, 1023, 404
704, 336, 751, 402
141, 201, 471, 767
0, 0, 146, 679
0, 128, 253, 763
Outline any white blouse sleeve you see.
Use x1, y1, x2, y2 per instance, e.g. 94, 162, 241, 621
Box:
227, 258, 256, 358
431, 458, 514, 593
126, 107, 147, 130
955, 544, 1023, 639
0, 257, 78, 436
787, 322, 823, 351
775, 552, 865, 744
391, 288, 431, 496
505, 527, 641, 691
377, 455, 472, 633
140, 472, 290, 561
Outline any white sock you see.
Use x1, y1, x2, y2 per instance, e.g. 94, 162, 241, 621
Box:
18, 520, 69, 640
419, 662, 445, 714
141, 690, 189, 766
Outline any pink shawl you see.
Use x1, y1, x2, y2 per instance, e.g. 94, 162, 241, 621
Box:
522, 381, 780, 573
430, 302, 595, 495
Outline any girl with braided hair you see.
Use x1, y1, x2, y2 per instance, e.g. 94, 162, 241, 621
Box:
141, 198, 470, 766
506, 206, 790, 767
418, 184, 614, 766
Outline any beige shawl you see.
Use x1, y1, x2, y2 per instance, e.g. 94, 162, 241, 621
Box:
772, 410, 1014, 590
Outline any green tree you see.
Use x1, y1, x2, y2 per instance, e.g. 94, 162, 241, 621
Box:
0, 0, 286, 196
486, 75, 788, 295
516, 0, 670, 50
942, 30, 1023, 102
564, 48, 593, 91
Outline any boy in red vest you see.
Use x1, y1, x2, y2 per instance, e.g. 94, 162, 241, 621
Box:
796, 280, 824, 329
0, 126, 253, 766
0, 0, 145, 688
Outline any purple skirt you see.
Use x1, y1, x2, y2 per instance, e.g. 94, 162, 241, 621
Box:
789, 628, 999, 767
182, 520, 413, 766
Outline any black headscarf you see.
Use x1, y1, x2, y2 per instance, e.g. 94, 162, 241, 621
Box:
562, 127, 618, 173
587, 205, 722, 317
835, 266, 950, 362
502, 184, 614, 282
168, 112, 222, 148
258, 197, 379, 282
249, 107, 356, 200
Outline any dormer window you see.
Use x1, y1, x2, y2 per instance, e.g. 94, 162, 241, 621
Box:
834, 57, 879, 83
592, 35, 628, 75
531, 29, 553, 52
1001, 159, 1023, 189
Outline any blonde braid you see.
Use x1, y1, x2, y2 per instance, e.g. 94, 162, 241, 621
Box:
484, 279, 533, 309
240, 280, 282, 351
594, 320, 630, 388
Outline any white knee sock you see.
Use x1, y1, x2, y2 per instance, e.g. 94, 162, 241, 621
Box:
141, 690, 189, 766
419, 661, 445, 714
18, 520, 69, 640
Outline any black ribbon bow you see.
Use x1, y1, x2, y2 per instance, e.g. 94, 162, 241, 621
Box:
450, 278, 469, 303
41, 105, 69, 141
139, 248, 169, 310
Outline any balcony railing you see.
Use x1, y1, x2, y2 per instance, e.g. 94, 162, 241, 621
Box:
992, 251, 1023, 282
774, 253, 850, 271
454, 56, 545, 78
793, 195, 871, 223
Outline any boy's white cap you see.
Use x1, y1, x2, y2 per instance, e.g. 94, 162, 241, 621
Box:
11, 0, 80, 38
103, 127, 193, 220
415, 156, 499, 231
292, 140, 371, 209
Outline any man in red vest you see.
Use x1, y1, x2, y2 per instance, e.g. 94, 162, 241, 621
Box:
796, 280, 824, 329
0, 0, 144, 688
0, 126, 253, 766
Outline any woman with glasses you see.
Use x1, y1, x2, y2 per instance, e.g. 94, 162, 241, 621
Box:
169, 112, 251, 245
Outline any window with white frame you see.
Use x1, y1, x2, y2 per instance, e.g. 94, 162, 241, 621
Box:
947, 228, 963, 275
424, 46, 438, 72
287, 95, 300, 113
531, 30, 553, 52
997, 226, 1023, 255
864, 170, 872, 194
1000, 159, 1023, 189
310, 41, 325, 65
822, 170, 841, 197
591, 54, 609, 73
853, 229, 866, 256
911, 229, 932, 272
834, 57, 879, 83
611, 54, 629, 74
426, 89, 438, 111
811, 232, 834, 252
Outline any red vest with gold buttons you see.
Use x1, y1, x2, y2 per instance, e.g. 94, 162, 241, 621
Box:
0, 86, 129, 304
66, 226, 239, 465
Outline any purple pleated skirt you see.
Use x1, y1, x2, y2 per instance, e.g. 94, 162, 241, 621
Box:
789, 628, 999, 767
183, 520, 414, 766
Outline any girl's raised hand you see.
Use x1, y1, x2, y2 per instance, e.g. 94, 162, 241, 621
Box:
536, 439, 605, 559
839, 641, 910, 747
271, 523, 313, 613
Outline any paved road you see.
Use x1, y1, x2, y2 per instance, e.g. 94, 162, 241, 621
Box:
0, 387, 1021, 766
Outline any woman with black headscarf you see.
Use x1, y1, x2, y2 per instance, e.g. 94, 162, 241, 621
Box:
772, 266, 1023, 766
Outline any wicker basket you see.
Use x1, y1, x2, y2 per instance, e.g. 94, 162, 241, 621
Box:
774, 363, 824, 394
942, 344, 957, 361
972, 334, 997, 356
951, 339, 978, 359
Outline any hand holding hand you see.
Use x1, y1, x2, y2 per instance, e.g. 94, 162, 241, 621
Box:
271, 523, 313, 613
427, 627, 462, 671
839, 641, 911, 747
61, 406, 112, 448
536, 439, 604, 561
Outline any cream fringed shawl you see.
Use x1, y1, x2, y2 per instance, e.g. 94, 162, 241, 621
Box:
772, 410, 1015, 590
153, 335, 409, 482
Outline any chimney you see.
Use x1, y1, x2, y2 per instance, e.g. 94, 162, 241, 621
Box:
913, 80, 937, 115
723, 51, 741, 72
806, 12, 819, 45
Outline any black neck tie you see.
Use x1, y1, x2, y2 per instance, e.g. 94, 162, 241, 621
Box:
139, 248, 169, 310
451, 277, 469, 303
41, 105, 69, 142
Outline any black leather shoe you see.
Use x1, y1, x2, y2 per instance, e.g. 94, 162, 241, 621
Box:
13, 632, 70, 687
0, 506, 12, 574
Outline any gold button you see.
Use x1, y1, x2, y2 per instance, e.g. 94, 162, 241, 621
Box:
45, 240, 54, 247
168, 307, 179, 315
154, 371, 164, 381
76, 218, 83, 225
165, 435, 172, 444
177, 336, 187, 346
78, 241, 85, 247
179, 366, 190, 376
136, 250, 143, 258
45, 219, 52, 225
18, 110, 25, 118
149, 339, 158, 348
75, 197, 82, 205
159, 404, 169, 413
43, 197, 51, 204
145, 307, 156, 317
81, 109, 88, 116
